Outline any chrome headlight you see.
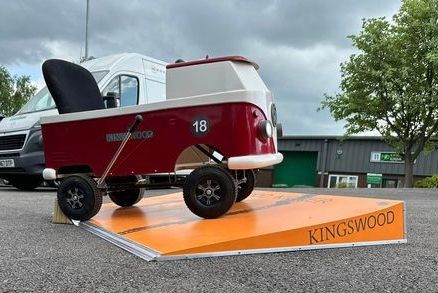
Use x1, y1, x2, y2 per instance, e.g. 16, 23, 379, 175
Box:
258, 120, 273, 140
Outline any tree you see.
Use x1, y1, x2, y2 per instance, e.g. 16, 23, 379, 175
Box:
0, 65, 37, 117
320, 0, 438, 187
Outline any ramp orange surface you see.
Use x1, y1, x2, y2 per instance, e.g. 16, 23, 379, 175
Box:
82, 190, 406, 261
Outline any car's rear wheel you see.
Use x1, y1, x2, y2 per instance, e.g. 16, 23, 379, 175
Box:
235, 170, 256, 202
106, 176, 145, 207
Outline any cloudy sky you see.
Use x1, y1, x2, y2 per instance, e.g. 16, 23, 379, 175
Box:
0, 0, 401, 135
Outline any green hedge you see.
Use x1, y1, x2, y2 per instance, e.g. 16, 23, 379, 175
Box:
415, 175, 438, 188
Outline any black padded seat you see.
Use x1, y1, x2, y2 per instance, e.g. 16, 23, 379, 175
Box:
42, 59, 105, 114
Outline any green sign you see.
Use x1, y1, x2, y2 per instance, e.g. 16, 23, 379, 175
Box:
370, 152, 404, 163
366, 173, 383, 184
381, 152, 403, 162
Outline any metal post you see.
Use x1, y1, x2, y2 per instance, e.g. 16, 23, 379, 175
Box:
84, 0, 90, 60
319, 139, 329, 187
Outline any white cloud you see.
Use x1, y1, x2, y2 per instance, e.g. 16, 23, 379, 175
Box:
43, 40, 83, 63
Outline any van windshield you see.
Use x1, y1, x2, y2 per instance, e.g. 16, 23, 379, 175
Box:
17, 70, 109, 114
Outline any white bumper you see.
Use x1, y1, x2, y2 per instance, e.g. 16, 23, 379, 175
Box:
227, 153, 283, 170
43, 168, 57, 180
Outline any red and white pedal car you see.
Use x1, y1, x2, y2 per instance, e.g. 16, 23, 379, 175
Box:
41, 56, 283, 220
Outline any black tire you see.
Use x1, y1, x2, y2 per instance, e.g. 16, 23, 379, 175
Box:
10, 176, 43, 191
106, 176, 145, 207
109, 189, 144, 207
235, 170, 256, 202
57, 174, 102, 221
183, 165, 237, 219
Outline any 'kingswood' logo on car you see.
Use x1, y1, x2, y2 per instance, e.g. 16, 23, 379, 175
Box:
106, 130, 154, 142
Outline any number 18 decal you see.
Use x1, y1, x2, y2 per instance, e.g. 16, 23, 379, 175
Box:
192, 116, 210, 136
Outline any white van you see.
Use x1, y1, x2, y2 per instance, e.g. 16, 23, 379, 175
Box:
0, 53, 167, 190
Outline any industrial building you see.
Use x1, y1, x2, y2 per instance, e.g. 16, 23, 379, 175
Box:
264, 136, 438, 188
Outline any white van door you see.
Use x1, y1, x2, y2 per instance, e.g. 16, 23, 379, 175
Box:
101, 73, 143, 107
142, 59, 166, 104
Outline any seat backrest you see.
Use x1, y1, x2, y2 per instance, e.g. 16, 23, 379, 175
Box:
42, 59, 105, 114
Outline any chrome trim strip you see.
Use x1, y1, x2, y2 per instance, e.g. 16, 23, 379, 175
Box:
158, 239, 407, 261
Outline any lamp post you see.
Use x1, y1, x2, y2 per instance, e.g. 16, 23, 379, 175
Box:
84, 0, 90, 60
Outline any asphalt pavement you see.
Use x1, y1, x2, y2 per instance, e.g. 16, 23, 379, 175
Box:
0, 187, 437, 292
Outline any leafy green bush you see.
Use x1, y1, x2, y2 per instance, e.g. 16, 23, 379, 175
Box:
336, 182, 348, 188
415, 175, 438, 188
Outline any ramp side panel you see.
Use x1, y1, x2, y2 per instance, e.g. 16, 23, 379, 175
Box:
160, 203, 404, 255
120, 198, 403, 254
89, 191, 405, 256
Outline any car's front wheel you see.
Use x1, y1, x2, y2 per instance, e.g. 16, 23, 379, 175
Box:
57, 174, 102, 221
183, 165, 237, 219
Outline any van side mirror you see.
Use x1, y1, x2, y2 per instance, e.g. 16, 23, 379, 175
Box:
103, 92, 120, 108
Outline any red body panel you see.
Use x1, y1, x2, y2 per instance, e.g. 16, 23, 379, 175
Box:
42, 102, 276, 176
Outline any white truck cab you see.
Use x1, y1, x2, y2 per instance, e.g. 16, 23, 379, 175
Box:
0, 53, 167, 190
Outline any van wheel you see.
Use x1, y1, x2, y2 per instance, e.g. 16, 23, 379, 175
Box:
57, 175, 102, 221
106, 176, 145, 207
10, 176, 43, 191
236, 170, 256, 202
183, 165, 237, 219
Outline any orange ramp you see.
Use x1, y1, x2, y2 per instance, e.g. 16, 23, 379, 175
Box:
80, 190, 406, 261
